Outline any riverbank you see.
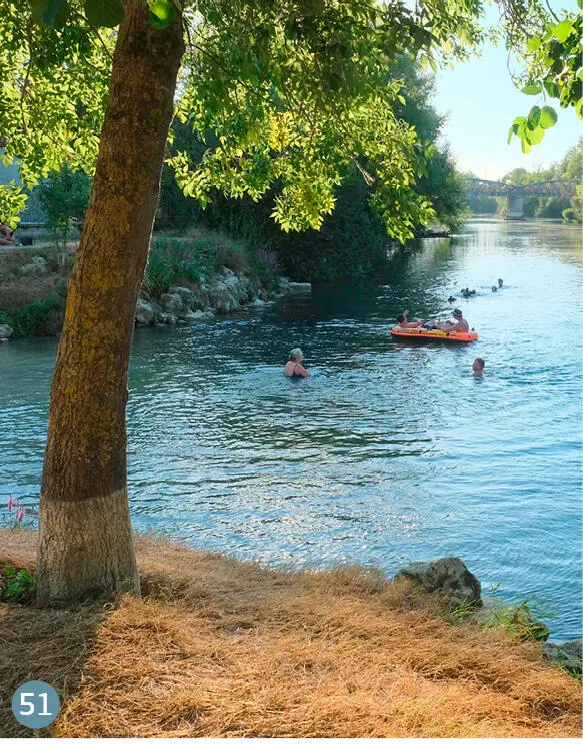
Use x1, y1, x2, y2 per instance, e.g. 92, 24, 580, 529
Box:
0, 229, 297, 340
1, 529, 581, 737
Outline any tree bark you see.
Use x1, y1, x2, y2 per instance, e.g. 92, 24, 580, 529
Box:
36, 4, 184, 604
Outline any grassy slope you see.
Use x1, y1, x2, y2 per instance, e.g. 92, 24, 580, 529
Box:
0, 529, 581, 738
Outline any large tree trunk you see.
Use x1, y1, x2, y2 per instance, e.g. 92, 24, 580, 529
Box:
36, 4, 184, 604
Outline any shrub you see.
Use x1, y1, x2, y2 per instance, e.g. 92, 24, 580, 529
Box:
0, 295, 65, 337
251, 247, 280, 290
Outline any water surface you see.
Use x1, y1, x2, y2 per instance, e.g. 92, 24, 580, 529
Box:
1, 218, 581, 640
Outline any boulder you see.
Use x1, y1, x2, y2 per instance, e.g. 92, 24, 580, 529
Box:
169, 286, 196, 310
135, 299, 155, 326
160, 292, 185, 317
288, 281, 312, 293
252, 297, 266, 307
237, 274, 256, 302
395, 557, 481, 608
542, 639, 582, 675
19, 255, 49, 277
208, 281, 238, 314
0, 323, 14, 342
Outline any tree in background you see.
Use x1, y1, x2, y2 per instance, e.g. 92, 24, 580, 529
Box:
0, 0, 578, 603
159, 55, 469, 283
36, 167, 91, 255
499, 138, 582, 218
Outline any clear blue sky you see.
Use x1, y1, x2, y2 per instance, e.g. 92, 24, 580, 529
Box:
433, 6, 582, 179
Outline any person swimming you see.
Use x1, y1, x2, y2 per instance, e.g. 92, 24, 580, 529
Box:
472, 357, 485, 376
284, 348, 311, 378
498, 278, 504, 288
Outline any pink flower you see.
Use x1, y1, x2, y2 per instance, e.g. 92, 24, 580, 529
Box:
16, 507, 25, 523
7, 496, 14, 512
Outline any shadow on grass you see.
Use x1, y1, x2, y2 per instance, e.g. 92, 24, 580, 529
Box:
0, 549, 106, 739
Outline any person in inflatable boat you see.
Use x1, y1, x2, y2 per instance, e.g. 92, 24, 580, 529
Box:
423, 308, 469, 333
396, 309, 424, 328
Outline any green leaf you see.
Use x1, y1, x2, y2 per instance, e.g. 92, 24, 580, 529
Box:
526, 37, 542, 53
507, 123, 518, 144
527, 125, 544, 145
521, 138, 532, 154
149, 0, 176, 29
539, 106, 558, 128
543, 79, 560, 98
521, 83, 542, 95
527, 105, 541, 129
84, 0, 124, 28
575, 98, 583, 120
553, 20, 574, 43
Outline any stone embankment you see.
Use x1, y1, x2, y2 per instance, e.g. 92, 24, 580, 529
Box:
135, 269, 311, 328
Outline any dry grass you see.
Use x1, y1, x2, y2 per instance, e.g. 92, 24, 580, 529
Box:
0, 529, 581, 738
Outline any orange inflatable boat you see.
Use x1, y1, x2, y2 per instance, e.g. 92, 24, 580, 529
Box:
391, 325, 478, 343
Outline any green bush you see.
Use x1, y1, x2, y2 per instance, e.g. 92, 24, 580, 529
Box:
562, 207, 582, 223
0, 295, 64, 337
143, 237, 219, 298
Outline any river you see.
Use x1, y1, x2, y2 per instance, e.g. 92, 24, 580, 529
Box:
1, 218, 581, 640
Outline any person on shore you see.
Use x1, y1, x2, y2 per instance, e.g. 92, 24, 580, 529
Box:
396, 309, 424, 328
435, 308, 469, 333
498, 278, 504, 288
284, 348, 311, 378
472, 358, 485, 376
0, 223, 15, 245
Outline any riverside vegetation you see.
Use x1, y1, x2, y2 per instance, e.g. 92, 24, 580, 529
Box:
1, 529, 581, 738
0, 229, 286, 339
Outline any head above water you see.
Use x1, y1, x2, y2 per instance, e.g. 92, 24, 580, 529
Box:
289, 348, 303, 362
452, 308, 463, 318
498, 278, 504, 287
491, 285, 497, 292
473, 357, 485, 372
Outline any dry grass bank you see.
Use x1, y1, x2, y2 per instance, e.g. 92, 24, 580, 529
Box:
0, 529, 581, 738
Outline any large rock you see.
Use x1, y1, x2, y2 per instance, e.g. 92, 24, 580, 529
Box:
395, 557, 481, 608
542, 639, 581, 674
237, 274, 257, 302
160, 292, 185, 317
135, 299, 155, 326
288, 281, 312, 293
208, 281, 238, 314
0, 323, 14, 342
19, 255, 49, 277
169, 286, 195, 310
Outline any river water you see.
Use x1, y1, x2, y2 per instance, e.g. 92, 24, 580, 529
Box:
1, 218, 581, 640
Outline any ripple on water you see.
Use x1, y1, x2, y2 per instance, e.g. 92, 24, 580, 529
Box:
0, 219, 581, 640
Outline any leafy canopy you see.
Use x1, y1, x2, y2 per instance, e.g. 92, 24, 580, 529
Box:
0, 0, 573, 238
507, 7, 582, 152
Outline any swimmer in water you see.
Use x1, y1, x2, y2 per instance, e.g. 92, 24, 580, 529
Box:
472, 357, 485, 376
491, 286, 497, 292
284, 348, 311, 378
498, 278, 504, 288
